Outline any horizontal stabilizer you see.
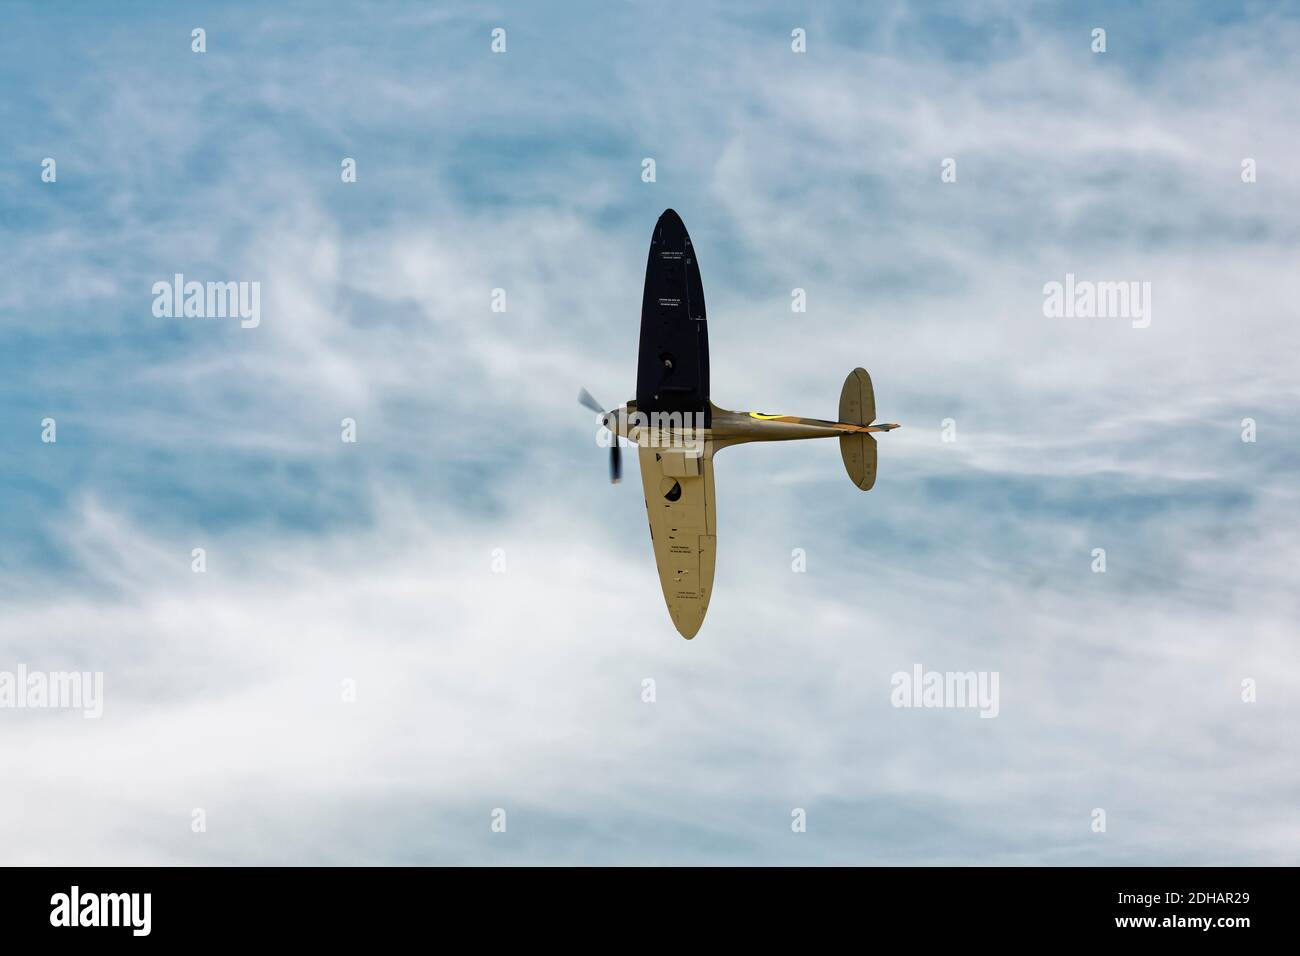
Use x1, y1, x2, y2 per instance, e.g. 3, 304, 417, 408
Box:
839, 367, 876, 426
840, 432, 877, 491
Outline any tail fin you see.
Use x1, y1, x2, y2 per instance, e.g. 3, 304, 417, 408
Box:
839, 368, 878, 491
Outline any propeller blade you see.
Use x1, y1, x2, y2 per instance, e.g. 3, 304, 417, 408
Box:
578, 387, 605, 415
609, 444, 622, 484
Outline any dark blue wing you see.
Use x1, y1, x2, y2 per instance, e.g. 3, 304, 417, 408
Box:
636, 209, 710, 426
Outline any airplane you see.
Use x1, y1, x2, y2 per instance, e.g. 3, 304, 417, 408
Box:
580, 208, 898, 639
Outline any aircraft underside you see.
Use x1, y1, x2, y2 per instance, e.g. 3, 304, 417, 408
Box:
583, 209, 897, 639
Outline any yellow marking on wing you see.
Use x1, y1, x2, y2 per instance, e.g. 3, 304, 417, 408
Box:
748, 412, 789, 420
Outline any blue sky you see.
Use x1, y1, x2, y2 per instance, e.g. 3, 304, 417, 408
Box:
1, 0, 1298, 864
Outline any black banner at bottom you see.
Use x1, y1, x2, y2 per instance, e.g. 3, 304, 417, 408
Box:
0, 866, 1284, 942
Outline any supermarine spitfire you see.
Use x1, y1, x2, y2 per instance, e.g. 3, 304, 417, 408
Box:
580, 209, 898, 639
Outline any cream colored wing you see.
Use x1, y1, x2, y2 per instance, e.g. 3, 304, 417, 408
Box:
638, 444, 717, 639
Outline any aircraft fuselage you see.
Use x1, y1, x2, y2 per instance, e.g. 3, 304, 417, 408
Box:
606, 402, 898, 450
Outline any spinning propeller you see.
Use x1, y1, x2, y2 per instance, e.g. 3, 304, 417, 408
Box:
578, 387, 622, 484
